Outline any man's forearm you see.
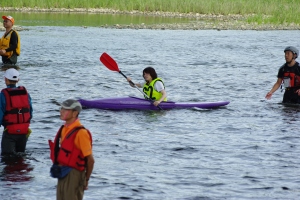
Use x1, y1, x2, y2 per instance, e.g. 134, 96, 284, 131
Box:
85, 154, 95, 180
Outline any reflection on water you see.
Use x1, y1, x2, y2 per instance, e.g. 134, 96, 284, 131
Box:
0, 155, 34, 182
1, 11, 191, 27
278, 103, 300, 123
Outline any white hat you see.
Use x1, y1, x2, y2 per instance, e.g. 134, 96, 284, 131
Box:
4, 68, 19, 81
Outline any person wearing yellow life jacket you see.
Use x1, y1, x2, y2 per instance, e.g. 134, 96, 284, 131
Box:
127, 67, 167, 106
0, 68, 33, 155
0, 15, 21, 65
49, 99, 94, 200
266, 46, 300, 103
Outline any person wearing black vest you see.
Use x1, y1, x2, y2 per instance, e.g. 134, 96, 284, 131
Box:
266, 46, 300, 103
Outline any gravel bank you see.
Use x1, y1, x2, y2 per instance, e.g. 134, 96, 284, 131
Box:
0, 7, 299, 30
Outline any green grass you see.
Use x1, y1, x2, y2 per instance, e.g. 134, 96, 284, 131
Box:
1, 0, 300, 25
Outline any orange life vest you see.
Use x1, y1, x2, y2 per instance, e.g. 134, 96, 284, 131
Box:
49, 126, 92, 171
1, 86, 31, 134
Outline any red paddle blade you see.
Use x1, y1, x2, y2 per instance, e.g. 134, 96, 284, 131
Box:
100, 52, 120, 72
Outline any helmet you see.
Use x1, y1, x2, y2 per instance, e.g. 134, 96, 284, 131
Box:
284, 46, 299, 58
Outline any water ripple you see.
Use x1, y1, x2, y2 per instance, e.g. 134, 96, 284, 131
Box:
0, 27, 299, 199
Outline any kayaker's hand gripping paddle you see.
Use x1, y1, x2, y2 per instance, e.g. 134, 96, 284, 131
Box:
100, 52, 163, 110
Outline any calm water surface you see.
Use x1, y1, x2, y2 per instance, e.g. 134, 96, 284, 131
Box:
0, 23, 299, 200
0, 11, 191, 27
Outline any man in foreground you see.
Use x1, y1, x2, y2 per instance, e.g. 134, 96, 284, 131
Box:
49, 99, 94, 200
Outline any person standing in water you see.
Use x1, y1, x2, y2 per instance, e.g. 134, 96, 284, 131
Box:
49, 99, 94, 200
0, 68, 33, 155
266, 46, 300, 103
127, 67, 167, 107
0, 15, 21, 65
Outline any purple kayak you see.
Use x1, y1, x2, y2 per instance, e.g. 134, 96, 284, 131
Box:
78, 96, 230, 110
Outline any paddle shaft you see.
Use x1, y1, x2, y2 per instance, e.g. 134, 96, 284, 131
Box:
118, 71, 151, 99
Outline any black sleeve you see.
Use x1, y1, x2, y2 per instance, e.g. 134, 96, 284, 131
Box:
277, 66, 284, 78
6, 31, 18, 52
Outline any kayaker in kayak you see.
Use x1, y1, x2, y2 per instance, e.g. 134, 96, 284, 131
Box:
266, 46, 300, 103
127, 67, 167, 106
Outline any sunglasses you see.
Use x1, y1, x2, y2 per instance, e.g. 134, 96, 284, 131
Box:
3, 20, 9, 23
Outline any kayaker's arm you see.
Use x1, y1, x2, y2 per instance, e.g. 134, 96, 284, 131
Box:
135, 83, 142, 88
265, 78, 282, 99
153, 89, 167, 106
126, 77, 142, 88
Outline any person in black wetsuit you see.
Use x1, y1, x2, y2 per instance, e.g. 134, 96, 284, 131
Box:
266, 46, 300, 103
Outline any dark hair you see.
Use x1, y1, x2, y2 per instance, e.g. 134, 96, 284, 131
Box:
143, 67, 157, 80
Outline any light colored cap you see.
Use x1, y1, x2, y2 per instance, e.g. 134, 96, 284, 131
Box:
284, 46, 299, 58
60, 99, 82, 112
4, 68, 19, 81
2, 15, 14, 24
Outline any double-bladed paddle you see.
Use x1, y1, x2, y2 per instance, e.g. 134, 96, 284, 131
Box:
100, 52, 163, 110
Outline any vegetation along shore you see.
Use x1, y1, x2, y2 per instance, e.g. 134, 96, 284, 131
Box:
1, 0, 300, 30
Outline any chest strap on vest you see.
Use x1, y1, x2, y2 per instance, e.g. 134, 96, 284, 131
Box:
53, 125, 85, 164
5, 108, 30, 114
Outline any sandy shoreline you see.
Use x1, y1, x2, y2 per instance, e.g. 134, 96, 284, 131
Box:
1, 7, 300, 30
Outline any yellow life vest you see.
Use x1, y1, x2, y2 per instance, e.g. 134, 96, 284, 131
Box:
143, 78, 167, 101
0, 29, 21, 58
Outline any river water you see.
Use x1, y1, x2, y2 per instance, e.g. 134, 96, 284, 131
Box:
0, 14, 299, 200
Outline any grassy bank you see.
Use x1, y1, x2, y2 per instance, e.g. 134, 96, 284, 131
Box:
1, 0, 300, 25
